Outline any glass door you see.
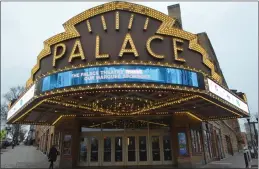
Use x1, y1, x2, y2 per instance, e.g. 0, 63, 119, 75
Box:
127, 136, 136, 165
152, 136, 160, 161
90, 137, 99, 166
150, 136, 162, 165
79, 130, 173, 166
79, 137, 88, 166
103, 136, 112, 165
163, 135, 172, 165
114, 136, 123, 165
138, 136, 148, 165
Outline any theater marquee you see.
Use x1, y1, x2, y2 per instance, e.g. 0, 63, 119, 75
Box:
7, 1, 249, 125
27, 1, 222, 87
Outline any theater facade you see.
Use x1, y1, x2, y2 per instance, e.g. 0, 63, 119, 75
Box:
7, 2, 249, 168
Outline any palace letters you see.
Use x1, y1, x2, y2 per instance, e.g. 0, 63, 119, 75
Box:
52, 33, 185, 67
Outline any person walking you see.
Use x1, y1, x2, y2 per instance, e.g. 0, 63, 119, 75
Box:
12, 141, 15, 149
48, 145, 59, 169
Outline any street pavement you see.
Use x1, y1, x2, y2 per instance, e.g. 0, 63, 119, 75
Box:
1, 144, 258, 168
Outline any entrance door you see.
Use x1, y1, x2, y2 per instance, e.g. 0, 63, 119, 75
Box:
79, 135, 101, 166
127, 136, 136, 165
114, 136, 124, 165
102, 133, 125, 166
79, 130, 173, 166
90, 137, 99, 166
149, 134, 173, 165
103, 136, 112, 165
79, 137, 88, 166
163, 135, 172, 164
138, 136, 148, 165
150, 136, 162, 165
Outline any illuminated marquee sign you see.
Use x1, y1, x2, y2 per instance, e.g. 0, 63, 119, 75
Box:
7, 84, 36, 120
52, 34, 188, 67
41, 65, 202, 92
207, 78, 249, 113
27, 2, 222, 87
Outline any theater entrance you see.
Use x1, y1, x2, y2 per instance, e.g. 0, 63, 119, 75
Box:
78, 119, 174, 166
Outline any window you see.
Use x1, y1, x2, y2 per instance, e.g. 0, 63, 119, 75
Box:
54, 132, 60, 150
197, 131, 202, 152
191, 129, 202, 153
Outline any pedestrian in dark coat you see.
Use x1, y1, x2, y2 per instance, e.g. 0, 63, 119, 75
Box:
48, 145, 58, 169
12, 141, 15, 149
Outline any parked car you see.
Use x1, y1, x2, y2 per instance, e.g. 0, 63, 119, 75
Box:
0, 139, 9, 149
6, 138, 12, 146
0, 140, 4, 149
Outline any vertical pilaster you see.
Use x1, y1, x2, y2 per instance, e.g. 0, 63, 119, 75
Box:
171, 114, 178, 166
72, 119, 80, 167
58, 117, 79, 169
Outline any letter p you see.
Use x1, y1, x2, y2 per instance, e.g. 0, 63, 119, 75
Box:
53, 43, 66, 67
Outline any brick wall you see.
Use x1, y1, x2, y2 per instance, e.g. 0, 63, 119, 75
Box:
35, 125, 55, 153
220, 121, 238, 157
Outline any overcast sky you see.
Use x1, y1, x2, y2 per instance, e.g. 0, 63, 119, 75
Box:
1, 2, 258, 131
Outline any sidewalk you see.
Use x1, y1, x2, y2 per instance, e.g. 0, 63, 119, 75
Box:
201, 153, 258, 168
1, 145, 258, 168
1, 144, 58, 168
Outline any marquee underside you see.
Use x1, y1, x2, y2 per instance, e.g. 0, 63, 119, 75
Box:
7, 87, 249, 126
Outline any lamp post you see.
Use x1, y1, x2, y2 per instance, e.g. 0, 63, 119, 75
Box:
246, 117, 258, 158
251, 117, 258, 158
251, 118, 258, 148
247, 118, 254, 155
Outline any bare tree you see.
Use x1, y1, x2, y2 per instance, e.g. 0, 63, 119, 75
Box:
3, 86, 25, 102
1, 85, 25, 144
1, 103, 8, 121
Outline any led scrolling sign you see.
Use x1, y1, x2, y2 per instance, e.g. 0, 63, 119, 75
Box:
40, 65, 201, 92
